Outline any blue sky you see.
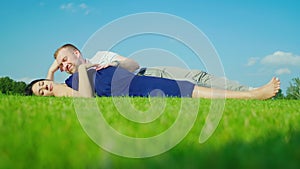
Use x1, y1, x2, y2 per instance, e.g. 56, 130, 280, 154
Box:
1, 0, 299, 93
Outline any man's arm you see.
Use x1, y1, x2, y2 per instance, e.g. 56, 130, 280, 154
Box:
112, 55, 140, 72
90, 51, 140, 72
46, 60, 60, 80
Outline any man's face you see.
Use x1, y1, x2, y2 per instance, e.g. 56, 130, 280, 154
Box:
56, 48, 81, 74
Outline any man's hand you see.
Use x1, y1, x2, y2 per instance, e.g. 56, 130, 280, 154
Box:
94, 61, 119, 71
79, 63, 101, 70
46, 60, 60, 80
49, 60, 60, 73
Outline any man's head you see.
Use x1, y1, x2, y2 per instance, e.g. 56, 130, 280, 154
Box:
54, 44, 85, 74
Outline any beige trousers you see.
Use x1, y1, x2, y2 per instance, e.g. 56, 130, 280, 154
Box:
141, 66, 250, 91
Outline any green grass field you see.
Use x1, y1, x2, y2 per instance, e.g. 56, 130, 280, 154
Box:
0, 95, 299, 169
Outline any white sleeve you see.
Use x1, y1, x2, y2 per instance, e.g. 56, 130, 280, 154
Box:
89, 51, 118, 65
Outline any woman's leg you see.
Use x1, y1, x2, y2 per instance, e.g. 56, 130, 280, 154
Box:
192, 77, 280, 100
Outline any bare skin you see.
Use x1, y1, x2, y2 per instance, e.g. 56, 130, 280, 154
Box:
47, 45, 139, 81
32, 80, 76, 97
33, 64, 280, 100
192, 77, 280, 100
249, 77, 280, 100
33, 64, 98, 98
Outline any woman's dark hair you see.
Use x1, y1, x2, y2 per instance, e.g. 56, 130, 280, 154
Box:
24, 79, 47, 96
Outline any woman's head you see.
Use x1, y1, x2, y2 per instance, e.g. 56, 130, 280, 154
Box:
25, 79, 54, 96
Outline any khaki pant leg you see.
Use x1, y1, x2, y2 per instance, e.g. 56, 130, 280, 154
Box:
144, 66, 205, 83
144, 66, 250, 91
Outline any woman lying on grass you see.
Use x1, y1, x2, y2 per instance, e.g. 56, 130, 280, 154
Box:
25, 64, 280, 100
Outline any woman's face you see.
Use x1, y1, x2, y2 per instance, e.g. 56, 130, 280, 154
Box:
32, 80, 55, 96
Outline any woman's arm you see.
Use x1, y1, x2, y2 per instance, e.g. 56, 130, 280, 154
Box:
53, 63, 97, 98
76, 64, 97, 98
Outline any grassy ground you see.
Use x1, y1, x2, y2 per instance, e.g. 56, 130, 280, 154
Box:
0, 95, 299, 169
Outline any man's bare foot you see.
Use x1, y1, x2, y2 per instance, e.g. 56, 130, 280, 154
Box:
250, 77, 281, 100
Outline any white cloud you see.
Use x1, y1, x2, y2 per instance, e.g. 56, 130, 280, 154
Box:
60, 3, 74, 11
79, 3, 88, 9
275, 68, 291, 75
60, 3, 90, 15
261, 51, 300, 66
246, 57, 260, 66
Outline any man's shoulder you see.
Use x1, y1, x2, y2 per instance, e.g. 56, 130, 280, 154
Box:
95, 51, 118, 56
89, 51, 118, 63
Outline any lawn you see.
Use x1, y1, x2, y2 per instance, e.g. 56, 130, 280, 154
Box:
0, 95, 299, 169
